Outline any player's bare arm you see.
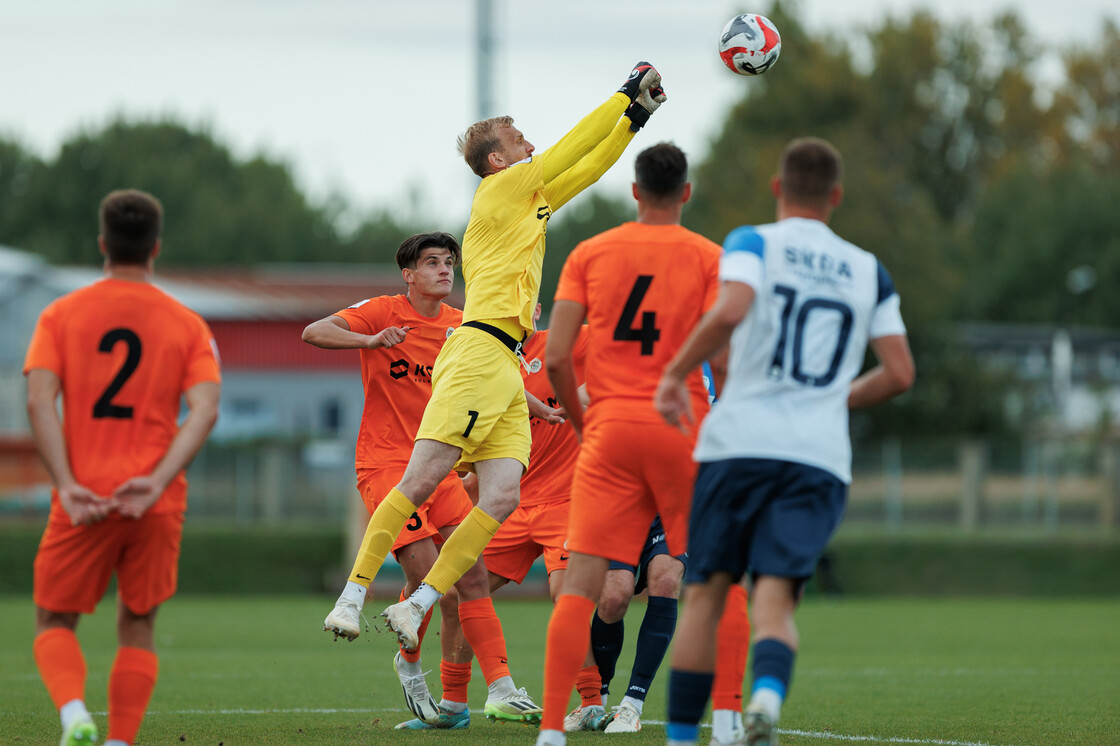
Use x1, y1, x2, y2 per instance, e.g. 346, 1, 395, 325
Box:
302, 315, 409, 350
544, 299, 587, 438
527, 390, 565, 425
25, 368, 111, 526
656, 281, 755, 427
848, 334, 915, 409
113, 381, 221, 519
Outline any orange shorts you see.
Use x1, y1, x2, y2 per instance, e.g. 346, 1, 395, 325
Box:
357, 467, 473, 553
567, 418, 696, 564
34, 512, 184, 616
483, 497, 570, 583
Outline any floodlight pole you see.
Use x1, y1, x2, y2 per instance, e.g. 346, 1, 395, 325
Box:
476, 0, 496, 121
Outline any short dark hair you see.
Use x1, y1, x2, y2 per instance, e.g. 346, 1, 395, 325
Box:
395, 232, 462, 270
634, 142, 688, 205
99, 189, 163, 264
780, 138, 843, 206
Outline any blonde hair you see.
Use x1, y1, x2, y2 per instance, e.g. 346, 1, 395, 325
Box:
457, 115, 514, 177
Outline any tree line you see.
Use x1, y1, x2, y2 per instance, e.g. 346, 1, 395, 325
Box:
1, 3, 1117, 439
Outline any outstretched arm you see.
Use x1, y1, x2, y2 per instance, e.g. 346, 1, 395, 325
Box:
302, 315, 409, 350
538, 93, 630, 184
545, 117, 636, 211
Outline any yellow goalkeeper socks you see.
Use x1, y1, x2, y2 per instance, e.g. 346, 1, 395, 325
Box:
347, 488, 415, 587
423, 507, 501, 593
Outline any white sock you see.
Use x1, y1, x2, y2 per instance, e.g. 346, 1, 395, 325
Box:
341, 581, 366, 609
712, 708, 743, 741
59, 699, 89, 730
440, 699, 467, 713
105, 741, 129, 746
749, 687, 783, 722
408, 582, 442, 613
535, 728, 565, 746
620, 695, 644, 715
488, 674, 516, 698
395, 653, 422, 677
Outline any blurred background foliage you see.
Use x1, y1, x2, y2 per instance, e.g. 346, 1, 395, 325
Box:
1, 3, 1117, 442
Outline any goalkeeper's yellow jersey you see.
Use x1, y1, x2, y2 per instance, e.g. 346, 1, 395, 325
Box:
461, 92, 637, 338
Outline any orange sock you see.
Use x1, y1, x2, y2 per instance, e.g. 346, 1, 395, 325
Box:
576, 664, 603, 707
33, 628, 86, 709
107, 646, 158, 745
397, 588, 435, 663
542, 594, 596, 731
440, 660, 472, 704
712, 583, 750, 711
458, 597, 510, 685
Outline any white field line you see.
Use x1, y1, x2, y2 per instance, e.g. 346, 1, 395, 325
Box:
85, 708, 1026, 746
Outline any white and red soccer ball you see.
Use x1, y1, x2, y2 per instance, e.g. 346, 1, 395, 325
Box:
719, 13, 782, 76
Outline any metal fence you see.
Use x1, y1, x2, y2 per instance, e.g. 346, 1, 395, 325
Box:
3, 435, 1118, 532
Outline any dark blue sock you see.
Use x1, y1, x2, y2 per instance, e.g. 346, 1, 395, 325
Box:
625, 595, 677, 702
667, 669, 713, 742
591, 612, 624, 697
751, 638, 796, 698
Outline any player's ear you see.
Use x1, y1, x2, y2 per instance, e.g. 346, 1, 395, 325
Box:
487, 150, 506, 173
150, 239, 161, 261
98, 236, 107, 257
770, 175, 782, 198
829, 183, 844, 208
680, 183, 692, 205
631, 183, 640, 201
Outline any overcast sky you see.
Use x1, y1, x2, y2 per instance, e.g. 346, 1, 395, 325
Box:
1, 0, 1115, 229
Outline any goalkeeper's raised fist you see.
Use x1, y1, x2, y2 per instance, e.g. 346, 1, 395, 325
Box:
618, 61, 661, 103
626, 85, 667, 132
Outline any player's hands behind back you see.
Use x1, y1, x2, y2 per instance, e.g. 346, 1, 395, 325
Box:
58, 483, 113, 526
112, 475, 168, 519
618, 61, 661, 102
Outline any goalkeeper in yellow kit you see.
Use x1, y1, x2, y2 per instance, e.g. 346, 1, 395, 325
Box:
322, 61, 667, 721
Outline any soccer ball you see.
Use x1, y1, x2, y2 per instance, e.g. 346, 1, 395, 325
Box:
719, 13, 782, 76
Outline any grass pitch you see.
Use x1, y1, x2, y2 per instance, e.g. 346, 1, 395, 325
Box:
1, 595, 1117, 745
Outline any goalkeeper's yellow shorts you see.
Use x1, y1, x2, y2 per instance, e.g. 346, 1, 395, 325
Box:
416, 323, 531, 474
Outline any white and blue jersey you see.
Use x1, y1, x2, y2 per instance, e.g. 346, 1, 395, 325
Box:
695, 217, 906, 483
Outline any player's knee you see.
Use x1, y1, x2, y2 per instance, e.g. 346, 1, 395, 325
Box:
596, 593, 630, 623
454, 564, 491, 601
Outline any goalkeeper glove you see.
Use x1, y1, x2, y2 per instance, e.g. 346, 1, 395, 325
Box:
618, 61, 661, 103
626, 85, 667, 132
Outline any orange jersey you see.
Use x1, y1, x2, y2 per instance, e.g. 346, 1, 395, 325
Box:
23, 278, 221, 517
554, 221, 721, 424
519, 327, 587, 506
333, 294, 462, 469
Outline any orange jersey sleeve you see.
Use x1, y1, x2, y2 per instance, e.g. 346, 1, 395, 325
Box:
554, 222, 720, 424
334, 295, 462, 469
23, 279, 221, 516
518, 327, 587, 505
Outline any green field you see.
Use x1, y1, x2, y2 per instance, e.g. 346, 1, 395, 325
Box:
1, 596, 1117, 745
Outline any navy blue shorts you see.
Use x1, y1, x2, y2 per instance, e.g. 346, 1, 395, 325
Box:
608, 515, 687, 594
685, 458, 847, 585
